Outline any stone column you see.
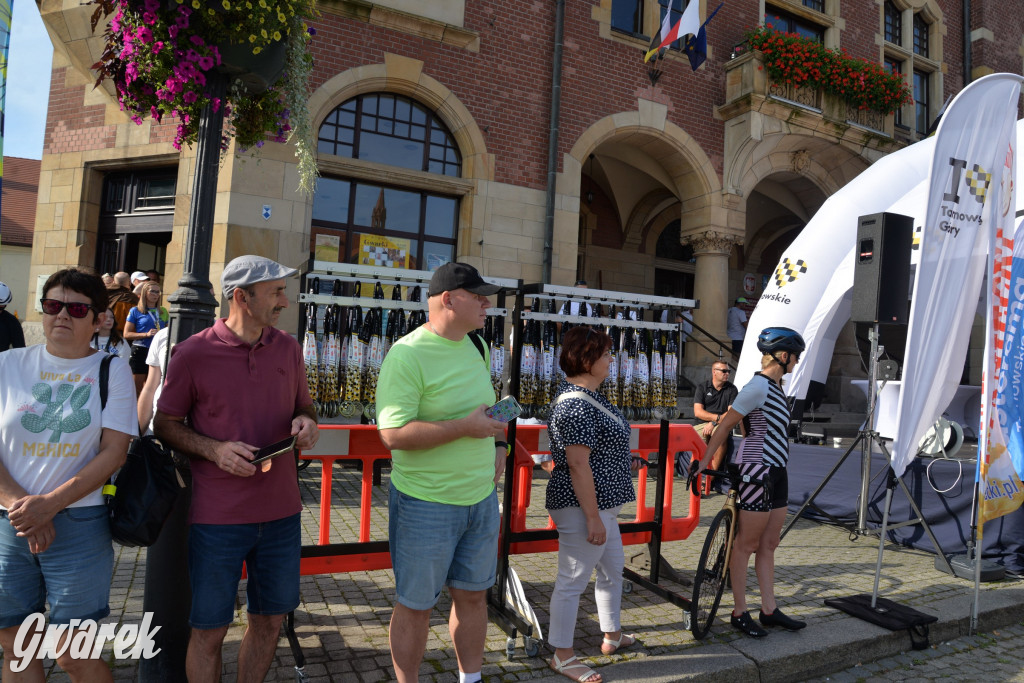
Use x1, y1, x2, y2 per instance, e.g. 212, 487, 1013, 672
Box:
681, 229, 742, 366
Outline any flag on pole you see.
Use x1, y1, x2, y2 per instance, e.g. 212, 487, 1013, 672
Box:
643, 0, 701, 63
978, 161, 1023, 528
644, 0, 676, 63
681, 2, 724, 71
890, 73, 1022, 479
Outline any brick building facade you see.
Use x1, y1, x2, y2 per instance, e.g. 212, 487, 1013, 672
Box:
27, 0, 1024, 365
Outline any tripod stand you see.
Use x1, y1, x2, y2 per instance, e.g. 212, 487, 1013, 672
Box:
781, 324, 954, 579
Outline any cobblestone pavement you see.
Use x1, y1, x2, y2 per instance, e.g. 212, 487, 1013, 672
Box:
9, 452, 1023, 682
803, 621, 1024, 682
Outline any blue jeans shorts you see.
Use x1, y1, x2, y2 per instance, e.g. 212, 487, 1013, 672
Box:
388, 487, 499, 610
188, 513, 301, 629
0, 505, 113, 629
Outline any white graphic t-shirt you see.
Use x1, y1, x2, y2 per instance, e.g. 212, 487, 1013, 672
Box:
0, 345, 139, 509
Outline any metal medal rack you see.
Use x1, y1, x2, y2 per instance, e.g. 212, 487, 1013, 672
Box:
488, 283, 701, 656
781, 324, 954, 585
297, 260, 519, 423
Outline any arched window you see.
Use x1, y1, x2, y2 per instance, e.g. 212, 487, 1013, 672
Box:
313, 94, 462, 269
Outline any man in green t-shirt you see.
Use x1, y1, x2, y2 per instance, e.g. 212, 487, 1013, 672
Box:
376, 262, 508, 683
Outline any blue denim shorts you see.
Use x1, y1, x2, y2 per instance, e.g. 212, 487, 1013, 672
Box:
188, 513, 301, 629
0, 505, 113, 629
388, 486, 499, 610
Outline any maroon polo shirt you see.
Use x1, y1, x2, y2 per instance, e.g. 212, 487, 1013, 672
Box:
158, 318, 312, 524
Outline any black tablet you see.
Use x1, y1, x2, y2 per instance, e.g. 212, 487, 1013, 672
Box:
250, 436, 297, 466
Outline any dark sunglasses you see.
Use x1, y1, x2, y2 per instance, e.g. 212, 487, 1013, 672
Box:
40, 299, 95, 319
715, 368, 731, 373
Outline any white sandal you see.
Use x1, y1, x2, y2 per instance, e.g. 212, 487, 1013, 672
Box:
601, 632, 638, 655
550, 653, 601, 682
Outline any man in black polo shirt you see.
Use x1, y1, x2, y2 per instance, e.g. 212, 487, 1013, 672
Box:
694, 360, 738, 491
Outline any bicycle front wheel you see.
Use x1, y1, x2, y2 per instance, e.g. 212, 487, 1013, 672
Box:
691, 507, 733, 639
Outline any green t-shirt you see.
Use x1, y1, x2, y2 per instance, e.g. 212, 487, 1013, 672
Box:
376, 326, 496, 506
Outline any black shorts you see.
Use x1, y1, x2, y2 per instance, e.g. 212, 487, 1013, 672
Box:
734, 463, 788, 512
129, 344, 150, 375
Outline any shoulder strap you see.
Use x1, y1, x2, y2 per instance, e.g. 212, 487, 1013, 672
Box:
554, 390, 625, 425
99, 353, 115, 410
469, 333, 486, 361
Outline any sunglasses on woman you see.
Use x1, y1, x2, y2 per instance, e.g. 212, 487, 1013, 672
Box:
40, 299, 95, 318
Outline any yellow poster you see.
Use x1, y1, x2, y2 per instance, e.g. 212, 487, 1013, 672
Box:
314, 233, 340, 262
358, 234, 410, 269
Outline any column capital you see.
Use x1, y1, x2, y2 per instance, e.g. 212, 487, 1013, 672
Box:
680, 229, 743, 256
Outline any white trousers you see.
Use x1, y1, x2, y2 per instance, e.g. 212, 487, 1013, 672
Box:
546, 505, 624, 648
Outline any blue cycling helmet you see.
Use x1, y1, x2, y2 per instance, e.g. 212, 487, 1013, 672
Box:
756, 327, 806, 355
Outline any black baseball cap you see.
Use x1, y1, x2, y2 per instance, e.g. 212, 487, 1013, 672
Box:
427, 262, 502, 297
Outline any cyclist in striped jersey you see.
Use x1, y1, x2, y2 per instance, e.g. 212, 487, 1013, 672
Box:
697, 327, 808, 637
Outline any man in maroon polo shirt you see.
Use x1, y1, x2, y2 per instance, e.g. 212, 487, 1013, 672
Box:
154, 255, 319, 683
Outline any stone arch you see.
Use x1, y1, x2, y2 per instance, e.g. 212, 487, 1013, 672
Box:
307, 54, 492, 181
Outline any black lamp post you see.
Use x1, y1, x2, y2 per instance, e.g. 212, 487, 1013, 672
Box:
139, 70, 226, 682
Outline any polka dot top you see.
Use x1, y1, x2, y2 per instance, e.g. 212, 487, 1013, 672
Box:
545, 380, 636, 511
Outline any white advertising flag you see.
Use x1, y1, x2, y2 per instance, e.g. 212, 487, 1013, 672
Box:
890, 73, 1022, 478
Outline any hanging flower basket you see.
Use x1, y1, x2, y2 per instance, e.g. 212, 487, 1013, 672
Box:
91, 0, 320, 195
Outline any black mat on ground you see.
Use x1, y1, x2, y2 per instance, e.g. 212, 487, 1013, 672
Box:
824, 594, 937, 649
786, 443, 1024, 574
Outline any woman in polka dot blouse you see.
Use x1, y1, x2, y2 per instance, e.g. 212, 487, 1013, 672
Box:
545, 326, 641, 683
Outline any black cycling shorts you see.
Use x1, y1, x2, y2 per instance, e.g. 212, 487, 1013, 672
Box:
734, 463, 788, 512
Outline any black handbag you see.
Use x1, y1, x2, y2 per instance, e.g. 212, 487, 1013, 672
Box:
99, 355, 185, 547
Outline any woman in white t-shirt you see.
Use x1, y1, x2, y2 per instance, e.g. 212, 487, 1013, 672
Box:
0, 268, 138, 681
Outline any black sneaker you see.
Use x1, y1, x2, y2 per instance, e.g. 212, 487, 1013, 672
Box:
731, 611, 768, 637
759, 607, 806, 631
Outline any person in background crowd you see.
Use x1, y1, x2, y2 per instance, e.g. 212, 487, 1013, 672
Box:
91, 308, 131, 361
0, 268, 137, 682
130, 271, 149, 297
101, 273, 115, 288
145, 269, 161, 284
693, 359, 738, 494
727, 297, 749, 356
696, 327, 808, 638
0, 282, 26, 352
154, 255, 318, 683
545, 326, 641, 683
107, 272, 139, 335
137, 326, 169, 435
376, 262, 507, 683
124, 281, 167, 394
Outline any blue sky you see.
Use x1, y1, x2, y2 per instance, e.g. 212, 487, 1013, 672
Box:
5, 0, 52, 160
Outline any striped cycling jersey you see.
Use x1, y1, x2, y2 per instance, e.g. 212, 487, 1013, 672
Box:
733, 372, 791, 468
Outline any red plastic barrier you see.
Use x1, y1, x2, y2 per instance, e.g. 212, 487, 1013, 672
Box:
296, 423, 705, 576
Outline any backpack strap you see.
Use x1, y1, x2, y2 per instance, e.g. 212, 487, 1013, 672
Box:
99, 353, 115, 410
469, 332, 487, 361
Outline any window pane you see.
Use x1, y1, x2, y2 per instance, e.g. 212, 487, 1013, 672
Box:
379, 95, 395, 119
424, 196, 457, 238
422, 241, 454, 272
353, 185, 421, 232
914, 71, 929, 133
361, 95, 378, 115
358, 132, 425, 170
913, 15, 928, 56
312, 177, 351, 223
136, 177, 176, 209
611, 0, 642, 34
803, 0, 823, 11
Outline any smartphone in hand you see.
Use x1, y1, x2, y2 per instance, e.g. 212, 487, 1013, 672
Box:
486, 396, 523, 423
250, 436, 297, 466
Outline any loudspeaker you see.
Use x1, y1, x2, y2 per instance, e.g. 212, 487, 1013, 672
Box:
850, 212, 913, 324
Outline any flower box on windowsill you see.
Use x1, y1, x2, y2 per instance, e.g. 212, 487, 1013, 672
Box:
722, 50, 894, 138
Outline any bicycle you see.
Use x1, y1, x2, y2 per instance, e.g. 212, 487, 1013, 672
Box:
686, 467, 767, 639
